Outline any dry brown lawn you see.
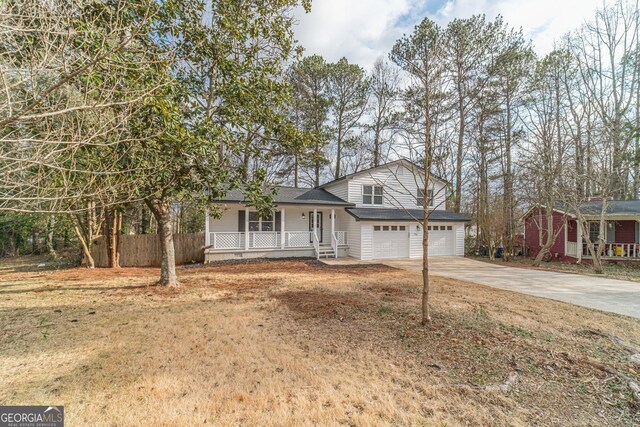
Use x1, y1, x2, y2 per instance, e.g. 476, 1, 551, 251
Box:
1, 257, 639, 426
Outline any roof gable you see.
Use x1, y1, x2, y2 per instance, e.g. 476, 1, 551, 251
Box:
319, 159, 449, 188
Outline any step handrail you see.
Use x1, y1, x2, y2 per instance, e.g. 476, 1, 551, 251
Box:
331, 232, 338, 258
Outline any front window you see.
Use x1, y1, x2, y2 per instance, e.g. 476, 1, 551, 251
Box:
363, 185, 383, 205
249, 211, 274, 231
417, 188, 434, 207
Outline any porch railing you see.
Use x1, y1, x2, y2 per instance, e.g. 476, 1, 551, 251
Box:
335, 231, 348, 246
331, 232, 338, 259
580, 243, 640, 259
209, 231, 347, 251
249, 232, 280, 248
211, 232, 245, 250
284, 231, 312, 248
566, 241, 578, 257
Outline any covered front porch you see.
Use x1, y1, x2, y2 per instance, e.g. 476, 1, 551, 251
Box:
564, 218, 640, 260
205, 205, 349, 260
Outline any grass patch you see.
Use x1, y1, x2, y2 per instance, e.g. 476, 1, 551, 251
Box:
0, 257, 639, 426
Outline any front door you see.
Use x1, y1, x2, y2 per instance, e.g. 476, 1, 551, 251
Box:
309, 211, 323, 243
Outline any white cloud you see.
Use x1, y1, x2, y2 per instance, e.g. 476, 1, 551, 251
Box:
293, 0, 617, 69
293, 0, 412, 68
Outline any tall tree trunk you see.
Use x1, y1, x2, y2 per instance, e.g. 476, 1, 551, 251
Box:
634, 81, 640, 198
146, 199, 178, 287
422, 181, 431, 325
503, 94, 513, 261
335, 120, 342, 179
373, 124, 381, 167
46, 214, 57, 258
73, 220, 95, 268
140, 204, 150, 234
104, 208, 121, 268
422, 93, 432, 325
454, 76, 464, 213
294, 151, 299, 188
31, 227, 40, 254
532, 208, 555, 266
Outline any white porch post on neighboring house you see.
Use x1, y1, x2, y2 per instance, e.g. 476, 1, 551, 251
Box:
205, 209, 210, 247
280, 208, 285, 249
577, 220, 583, 261
564, 219, 568, 256
244, 207, 250, 250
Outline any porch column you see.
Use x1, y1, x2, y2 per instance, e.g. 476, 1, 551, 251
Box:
577, 220, 583, 261
331, 208, 336, 257
280, 208, 285, 249
331, 208, 335, 237
205, 208, 210, 247
313, 208, 317, 237
244, 207, 250, 250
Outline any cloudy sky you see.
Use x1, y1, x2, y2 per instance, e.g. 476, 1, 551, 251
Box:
293, 0, 614, 69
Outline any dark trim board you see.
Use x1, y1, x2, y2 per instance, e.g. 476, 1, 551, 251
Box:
345, 207, 471, 222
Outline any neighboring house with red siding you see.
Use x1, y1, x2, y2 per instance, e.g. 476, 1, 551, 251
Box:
523, 200, 640, 261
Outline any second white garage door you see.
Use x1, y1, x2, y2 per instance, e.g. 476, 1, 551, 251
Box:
372, 224, 409, 259
428, 224, 455, 256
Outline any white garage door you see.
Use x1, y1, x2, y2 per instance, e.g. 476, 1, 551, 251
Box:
372, 224, 409, 259
428, 224, 455, 256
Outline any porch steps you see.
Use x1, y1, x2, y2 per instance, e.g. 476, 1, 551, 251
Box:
317, 244, 335, 258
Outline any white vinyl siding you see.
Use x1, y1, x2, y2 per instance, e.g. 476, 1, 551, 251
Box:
455, 224, 465, 256
209, 205, 242, 232
347, 219, 361, 259
409, 223, 423, 258
325, 183, 348, 202
360, 223, 374, 260
323, 163, 446, 210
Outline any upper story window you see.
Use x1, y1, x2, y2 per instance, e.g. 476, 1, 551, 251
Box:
417, 188, 434, 207
363, 185, 383, 205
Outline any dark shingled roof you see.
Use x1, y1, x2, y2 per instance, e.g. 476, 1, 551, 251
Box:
578, 200, 640, 215
345, 207, 470, 222
554, 199, 640, 216
215, 186, 354, 207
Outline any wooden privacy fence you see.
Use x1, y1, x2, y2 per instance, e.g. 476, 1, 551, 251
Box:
91, 232, 205, 267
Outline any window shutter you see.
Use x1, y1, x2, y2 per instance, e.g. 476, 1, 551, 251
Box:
238, 210, 245, 232
275, 211, 281, 232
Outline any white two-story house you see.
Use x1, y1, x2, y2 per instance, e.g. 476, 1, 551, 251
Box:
204, 159, 470, 262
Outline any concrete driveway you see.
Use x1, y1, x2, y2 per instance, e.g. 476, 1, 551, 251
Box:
380, 256, 640, 319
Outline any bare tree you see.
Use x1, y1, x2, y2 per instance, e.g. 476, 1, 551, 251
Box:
569, 0, 640, 198
391, 18, 447, 324
0, 0, 165, 213
366, 58, 400, 167
520, 51, 572, 266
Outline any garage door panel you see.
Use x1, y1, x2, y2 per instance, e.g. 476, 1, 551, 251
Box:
372, 224, 409, 259
428, 224, 454, 256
